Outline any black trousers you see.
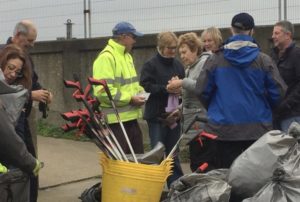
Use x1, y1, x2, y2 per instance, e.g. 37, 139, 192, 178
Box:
15, 112, 38, 202
189, 138, 218, 172
215, 140, 255, 169
109, 120, 144, 154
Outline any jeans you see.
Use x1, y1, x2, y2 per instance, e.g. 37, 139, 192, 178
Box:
146, 121, 183, 187
280, 116, 300, 133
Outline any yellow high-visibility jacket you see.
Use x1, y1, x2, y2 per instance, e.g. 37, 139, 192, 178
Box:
92, 39, 144, 123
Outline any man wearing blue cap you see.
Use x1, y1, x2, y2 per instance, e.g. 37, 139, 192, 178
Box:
92, 22, 145, 154
196, 13, 286, 168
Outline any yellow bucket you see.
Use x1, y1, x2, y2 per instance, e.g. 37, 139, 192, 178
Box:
100, 153, 173, 202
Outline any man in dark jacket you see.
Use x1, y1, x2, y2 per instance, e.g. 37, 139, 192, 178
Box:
196, 13, 287, 169
271, 20, 300, 132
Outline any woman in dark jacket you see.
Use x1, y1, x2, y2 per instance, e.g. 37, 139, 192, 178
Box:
140, 31, 185, 187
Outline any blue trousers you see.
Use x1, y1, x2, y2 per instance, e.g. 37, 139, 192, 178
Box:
146, 121, 183, 187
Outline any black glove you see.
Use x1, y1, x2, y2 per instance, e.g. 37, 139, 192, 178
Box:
39, 102, 49, 118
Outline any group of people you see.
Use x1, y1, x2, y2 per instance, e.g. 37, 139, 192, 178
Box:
1, 11, 299, 201
92, 12, 299, 187
0, 20, 52, 201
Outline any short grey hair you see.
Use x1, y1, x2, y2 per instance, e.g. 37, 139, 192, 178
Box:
275, 20, 294, 37
13, 22, 29, 36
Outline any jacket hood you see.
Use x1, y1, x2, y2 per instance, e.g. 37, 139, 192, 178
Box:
0, 70, 28, 125
223, 35, 259, 67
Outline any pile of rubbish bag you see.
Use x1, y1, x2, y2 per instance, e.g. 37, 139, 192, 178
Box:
79, 122, 300, 202
228, 122, 300, 202
163, 122, 300, 202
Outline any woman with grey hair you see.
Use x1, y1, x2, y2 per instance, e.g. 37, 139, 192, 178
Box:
167, 32, 215, 171
140, 31, 185, 187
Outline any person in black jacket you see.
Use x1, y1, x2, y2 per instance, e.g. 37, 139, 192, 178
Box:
140, 31, 185, 187
271, 20, 300, 132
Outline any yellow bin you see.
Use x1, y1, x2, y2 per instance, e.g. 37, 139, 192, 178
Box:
100, 153, 173, 202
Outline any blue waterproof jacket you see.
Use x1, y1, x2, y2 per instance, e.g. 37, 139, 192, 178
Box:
196, 35, 287, 140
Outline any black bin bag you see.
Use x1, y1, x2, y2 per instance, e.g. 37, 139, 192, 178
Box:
164, 169, 231, 202
0, 169, 30, 202
227, 122, 300, 201
79, 181, 101, 202
243, 140, 300, 202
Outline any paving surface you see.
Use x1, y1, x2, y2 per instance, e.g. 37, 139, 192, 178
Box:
37, 136, 191, 202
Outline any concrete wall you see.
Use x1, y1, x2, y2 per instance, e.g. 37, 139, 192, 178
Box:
30, 24, 300, 125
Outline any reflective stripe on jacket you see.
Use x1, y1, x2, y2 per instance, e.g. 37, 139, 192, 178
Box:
93, 39, 144, 123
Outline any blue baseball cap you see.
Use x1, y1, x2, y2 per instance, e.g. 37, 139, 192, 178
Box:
112, 21, 143, 37
231, 12, 255, 30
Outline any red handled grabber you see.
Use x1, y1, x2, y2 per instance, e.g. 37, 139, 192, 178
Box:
63, 80, 81, 91
64, 76, 128, 161
88, 77, 138, 163
61, 109, 89, 122
88, 78, 112, 100
61, 122, 78, 132
196, 131, 217, 147
167, 115, 217, 160
62, 75, 128, 161
195, 162, 209, 173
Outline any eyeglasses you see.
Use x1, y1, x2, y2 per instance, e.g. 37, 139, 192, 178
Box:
7, 64, 23, 78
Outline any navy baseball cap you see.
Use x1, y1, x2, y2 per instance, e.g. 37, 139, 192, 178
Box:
112, 21, 143, 37
231, 12, 255, 30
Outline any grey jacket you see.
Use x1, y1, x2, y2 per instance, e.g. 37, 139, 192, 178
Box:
0, 70, 36, 173
181, 52, 211, 132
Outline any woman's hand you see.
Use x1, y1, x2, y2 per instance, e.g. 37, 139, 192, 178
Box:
167, 79, 183, 95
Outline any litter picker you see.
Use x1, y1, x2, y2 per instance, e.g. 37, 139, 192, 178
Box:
63, 76, 128, 161
88, 77, 138, 163
167, 115, 217, 159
